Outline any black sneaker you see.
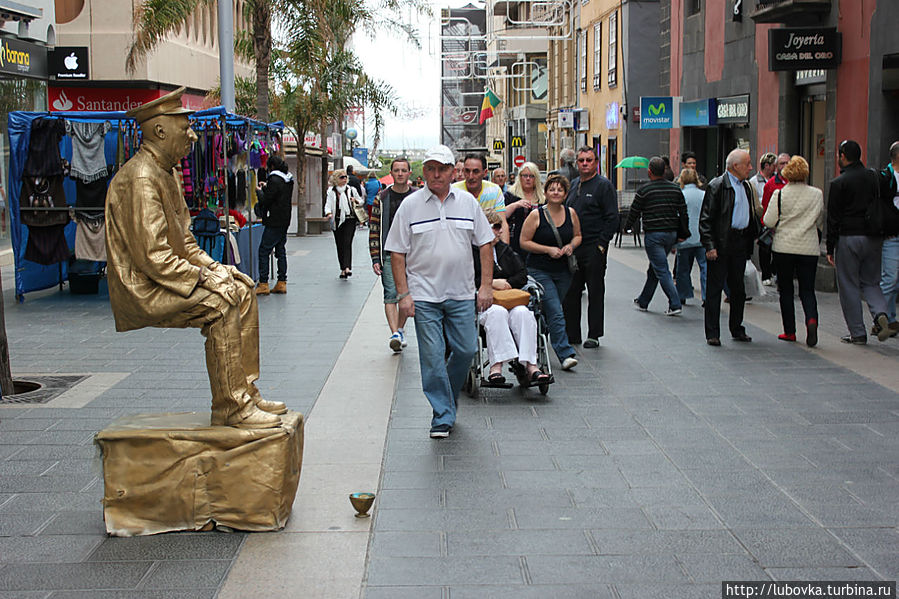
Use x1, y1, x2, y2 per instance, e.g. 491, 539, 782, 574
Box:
840, 335, 867, 345
429, 424, 451, 439
583, 338, 599, 348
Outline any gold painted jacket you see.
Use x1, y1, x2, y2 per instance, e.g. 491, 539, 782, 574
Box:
105, 145, 214, 332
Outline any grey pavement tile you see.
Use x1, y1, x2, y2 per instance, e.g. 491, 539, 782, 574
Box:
380, 471, 503, 490
0, 562, 152, 591
0, 492, 101, 513
829, 527, 899, 556
616, 465, 693, 488
0, 512, 53, 536
797, 502, 897, 528
373, 508, 512, 532
444, 488, 574, 510
382, 454, 441, 471
137, 559, 231, 590
13, 409, 124, 420
707, 496, 818, 528
526, 554, 689, 584
47, 591, 216, 599
514, 507, 653, 531
375, 489, 443, 510
0, 418, 59, 431
448, 584, 616, 599
863, 553, 899, 579
543, 426, 649, 442
643, 505, 725, 530
502, 469, 630, 490
364, 587, 443, 599
0, 460, 58, 476
443, 454, 557, 471
601, 440, 661, 455
0, 593, 50, 599
447, 529, 594, 556
46, 419, 120, 432
366, 556, 524, 586
41, 460, 103, 476
622, 487, 709, 509
677, 553, 770, 582
1, 475, 98, 494
87, 533, 245, 561
731, 528, 863, 568
590, 530, 745, 555
496, 440, 608, 456
371, 532, 442, 557
38, 511, 106, 536
764, 567, 883, 581
613, 583, 719, 599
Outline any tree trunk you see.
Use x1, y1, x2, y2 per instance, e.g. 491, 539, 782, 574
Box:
252, 1, 271, 121
294, 124, 307, 236
320, 119, 329, 215
0, 272, 14, 397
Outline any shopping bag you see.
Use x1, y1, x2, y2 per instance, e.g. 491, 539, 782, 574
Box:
744, 260, 765, 298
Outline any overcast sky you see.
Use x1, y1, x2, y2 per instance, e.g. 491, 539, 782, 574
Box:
352, 0, 474, 151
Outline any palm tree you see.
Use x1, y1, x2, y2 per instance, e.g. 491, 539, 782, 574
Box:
127, 0, 273, 121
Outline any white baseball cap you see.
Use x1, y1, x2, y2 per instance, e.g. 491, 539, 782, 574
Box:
422, 144, 455, 166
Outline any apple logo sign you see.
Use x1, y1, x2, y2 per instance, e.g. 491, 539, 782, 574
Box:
64, 52, 78, 70
52, 90, 73, 111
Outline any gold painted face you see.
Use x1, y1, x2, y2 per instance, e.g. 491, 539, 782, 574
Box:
149, 114, 196, 166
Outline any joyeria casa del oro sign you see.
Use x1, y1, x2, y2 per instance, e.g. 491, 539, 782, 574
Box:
769, 27, 842, 71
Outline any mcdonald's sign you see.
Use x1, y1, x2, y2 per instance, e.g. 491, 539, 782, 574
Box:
493, 139, 505, 151
510, 136, 525, 148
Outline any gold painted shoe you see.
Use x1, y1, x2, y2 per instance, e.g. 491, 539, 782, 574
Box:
272, 281, 287, 294
226, 407, 282, 429
256, 398, 288, 415
255, 282, 270, 295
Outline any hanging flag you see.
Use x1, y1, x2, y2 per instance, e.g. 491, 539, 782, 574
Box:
479, 88, 502, 125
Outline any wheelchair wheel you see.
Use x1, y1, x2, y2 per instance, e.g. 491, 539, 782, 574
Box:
465, 367, 480, 398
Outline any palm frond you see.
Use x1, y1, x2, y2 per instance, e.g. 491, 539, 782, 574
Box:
126, 0, 211, 73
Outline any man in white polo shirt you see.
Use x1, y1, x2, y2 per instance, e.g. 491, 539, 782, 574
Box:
386, 145, 494, 438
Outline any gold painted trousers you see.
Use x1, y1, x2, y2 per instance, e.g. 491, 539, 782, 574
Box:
155, 280, 263, 425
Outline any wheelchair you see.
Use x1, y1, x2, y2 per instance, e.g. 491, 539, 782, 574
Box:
462, 277, 555, 398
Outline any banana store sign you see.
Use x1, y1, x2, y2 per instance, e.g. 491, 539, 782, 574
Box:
0, 37, 48, 79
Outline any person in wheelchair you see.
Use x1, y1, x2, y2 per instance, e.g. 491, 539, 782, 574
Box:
474, 211, 551, 386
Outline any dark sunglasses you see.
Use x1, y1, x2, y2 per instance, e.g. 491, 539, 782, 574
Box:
338, 175, 348, 179
492, 223, 502, 230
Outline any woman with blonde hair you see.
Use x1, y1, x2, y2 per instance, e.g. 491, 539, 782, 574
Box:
325, 168, 365, 279
503, 161, 544, 258
673, 167, 707, 305
762, 155, 824, 346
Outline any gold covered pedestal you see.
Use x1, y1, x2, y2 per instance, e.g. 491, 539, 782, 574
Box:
95, 411, 304, 537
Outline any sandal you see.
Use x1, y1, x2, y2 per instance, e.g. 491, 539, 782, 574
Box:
529, 370, 550, 384
487, 372, 506, 384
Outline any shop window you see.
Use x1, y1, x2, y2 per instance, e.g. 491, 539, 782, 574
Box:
607, 11, 617, 88
688, 0, 701, 15
592, 22, 602, 90
579, 29, 587, 93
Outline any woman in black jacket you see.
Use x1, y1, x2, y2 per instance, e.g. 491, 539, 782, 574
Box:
255, 156, 293, 295
474, 211, 550, 385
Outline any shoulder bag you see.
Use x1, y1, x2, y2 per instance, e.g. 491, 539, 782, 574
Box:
757, 190, 781, 250
543, 205, 578, 274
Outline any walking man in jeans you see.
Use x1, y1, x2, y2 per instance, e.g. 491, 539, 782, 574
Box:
563, 146, 619, 349
386, 145, 494, 438
626, 157, 689, 315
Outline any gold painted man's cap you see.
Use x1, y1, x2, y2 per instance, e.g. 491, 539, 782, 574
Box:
126, 86, 195, 124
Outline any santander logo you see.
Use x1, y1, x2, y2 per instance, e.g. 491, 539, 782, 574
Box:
52, 90, 73, 111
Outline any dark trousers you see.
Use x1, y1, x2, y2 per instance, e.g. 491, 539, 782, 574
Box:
758, 243, 774, 281
562, 245, 608, 342
704, 231, 751, 340
773, 252, 818, 335
258, 226, 288, 282
333, 217, 357, 270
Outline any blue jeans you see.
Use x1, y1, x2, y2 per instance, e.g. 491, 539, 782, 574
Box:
881, 236, 899, 322
381, 254, 398, 303
529, 269, 576, 361
636, 231, 681, 310
258, 226, 287, 281
413, 299, 477, 431
675, 245, 707, 302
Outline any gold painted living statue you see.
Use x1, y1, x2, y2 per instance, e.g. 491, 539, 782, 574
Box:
105, 87, 285, 428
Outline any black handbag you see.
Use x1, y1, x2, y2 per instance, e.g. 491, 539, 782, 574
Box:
757, 190, 781, 249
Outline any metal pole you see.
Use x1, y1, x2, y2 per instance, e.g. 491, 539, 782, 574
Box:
218, 0, 236, 112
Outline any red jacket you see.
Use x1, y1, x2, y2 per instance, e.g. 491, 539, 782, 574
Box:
762, 173, 786, 211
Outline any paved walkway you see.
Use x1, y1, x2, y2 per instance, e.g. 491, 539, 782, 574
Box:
0, 233, 896, 598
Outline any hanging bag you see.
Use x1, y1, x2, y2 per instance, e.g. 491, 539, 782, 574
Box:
543, 205, 578, 274
757, 190, 781, 249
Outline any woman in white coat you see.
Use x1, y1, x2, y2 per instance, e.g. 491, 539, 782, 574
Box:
762, 155, 824, 346
325, 169, 365, 279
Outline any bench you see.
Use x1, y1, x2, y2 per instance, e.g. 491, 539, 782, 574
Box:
306, 217, 331, 235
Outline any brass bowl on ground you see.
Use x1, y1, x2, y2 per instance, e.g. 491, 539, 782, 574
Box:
349, 492, 376, 518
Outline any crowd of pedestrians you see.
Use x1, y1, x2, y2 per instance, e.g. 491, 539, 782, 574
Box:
304, 140, 898, 438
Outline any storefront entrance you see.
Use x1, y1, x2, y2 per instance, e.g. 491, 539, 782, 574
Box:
799, 97, 827, 193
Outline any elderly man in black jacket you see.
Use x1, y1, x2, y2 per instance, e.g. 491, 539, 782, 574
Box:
699, 148, 762, 346
255, 155, 294, 295
826, 140, 891, 344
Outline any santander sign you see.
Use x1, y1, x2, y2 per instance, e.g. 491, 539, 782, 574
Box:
49, 87, 207, 113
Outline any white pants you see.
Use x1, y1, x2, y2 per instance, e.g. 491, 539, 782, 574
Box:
478, 304, 538, 366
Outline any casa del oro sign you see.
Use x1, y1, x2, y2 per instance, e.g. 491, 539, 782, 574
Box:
769, 27, 841, 71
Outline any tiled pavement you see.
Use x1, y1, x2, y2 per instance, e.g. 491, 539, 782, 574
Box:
0, 232, 897, 598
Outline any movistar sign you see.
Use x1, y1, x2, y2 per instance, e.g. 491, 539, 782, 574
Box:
640, 96, 674, 129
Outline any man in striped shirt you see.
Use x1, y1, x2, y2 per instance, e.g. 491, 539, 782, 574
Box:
626, 157, 689, 316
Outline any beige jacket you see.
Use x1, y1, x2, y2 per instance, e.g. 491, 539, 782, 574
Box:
762, 182, 824, 256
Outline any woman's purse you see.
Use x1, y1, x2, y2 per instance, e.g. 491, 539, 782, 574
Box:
543, 206, 578, 274
757, 190, 781, 250
493, 288, 531, 310
352, 189, 369, 224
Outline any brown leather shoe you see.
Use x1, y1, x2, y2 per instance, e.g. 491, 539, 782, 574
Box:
272, 281, 287, 294
255, 282, 270, 295
256, 398, 287, 415
225, 407, 281, 429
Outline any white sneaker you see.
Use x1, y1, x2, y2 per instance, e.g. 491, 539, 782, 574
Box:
561, 357, 578, 370
398, 329, 408, 347
389, 333, 402, 352
665, 307, 682, 316
762, 278, 774, 286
